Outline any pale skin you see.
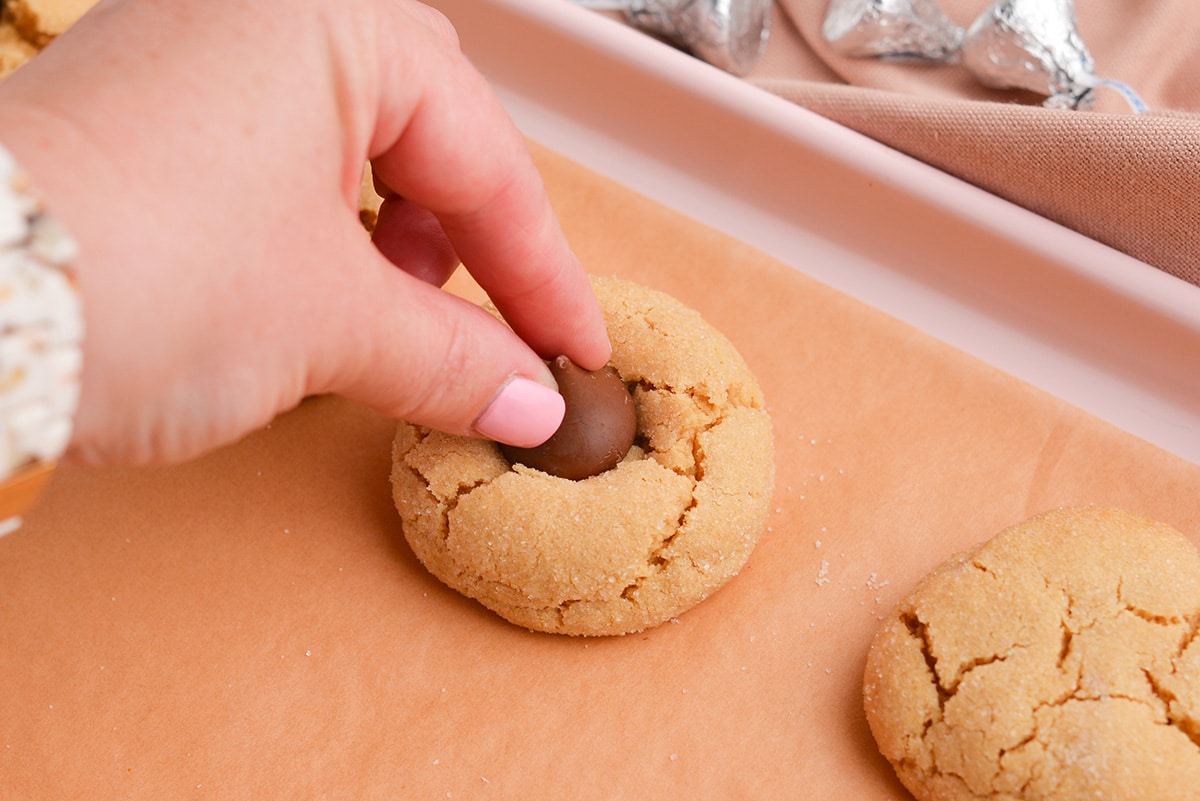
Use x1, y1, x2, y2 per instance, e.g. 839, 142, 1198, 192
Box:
0, 0, 611, 466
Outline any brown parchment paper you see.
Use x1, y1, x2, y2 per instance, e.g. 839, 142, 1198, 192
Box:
2, 144, 1198, 800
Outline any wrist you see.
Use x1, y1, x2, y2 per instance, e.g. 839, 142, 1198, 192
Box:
0, 141, 83, 532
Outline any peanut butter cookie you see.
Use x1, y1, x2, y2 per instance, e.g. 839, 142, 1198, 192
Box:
390, 276, 774, 636
3, 0, 97, 48
864, 506, 1200, 800
0, 0, 97, 79
0, 21, 36, 79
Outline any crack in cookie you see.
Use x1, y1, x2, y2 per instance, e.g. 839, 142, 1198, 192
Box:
390, 276, 774, 636
865, 506, 1200, 800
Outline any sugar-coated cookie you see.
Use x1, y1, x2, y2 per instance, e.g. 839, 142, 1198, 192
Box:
357, 163, 382, 234
0, 0, 96, 78
864, 506, 1200, 800
390, 276, 774, 636
0, 22, 36, 79
3, 0, 97, 47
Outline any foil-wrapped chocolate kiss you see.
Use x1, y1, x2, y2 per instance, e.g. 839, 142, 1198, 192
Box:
961, 0, 1146, 111
822, 0, 1147, 112
822, 0, 964, 61
572, 0, 773, 76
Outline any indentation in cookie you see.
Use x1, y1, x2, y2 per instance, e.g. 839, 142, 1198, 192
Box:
864, 506, 1200, 800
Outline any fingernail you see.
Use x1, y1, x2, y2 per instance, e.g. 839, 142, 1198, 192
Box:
474, 375, 565, 448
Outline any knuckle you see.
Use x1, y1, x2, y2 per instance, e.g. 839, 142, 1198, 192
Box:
400, 309, 480, 430
408, 4, 461, 51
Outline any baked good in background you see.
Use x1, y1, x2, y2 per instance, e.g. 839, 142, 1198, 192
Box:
0, 0, 96, 78
391, 275, 775, 636
864, 506, 1200, 800
357, 163, 382, 234
0, 18, 36, 78
3, 0, 96, 48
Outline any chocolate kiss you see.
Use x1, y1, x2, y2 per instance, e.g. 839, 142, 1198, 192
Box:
500, 356, 637, 481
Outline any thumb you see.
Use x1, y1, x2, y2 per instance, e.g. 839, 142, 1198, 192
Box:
309, 240, 565, 449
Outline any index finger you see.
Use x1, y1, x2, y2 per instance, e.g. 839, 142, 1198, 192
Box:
366, 5, 611, 371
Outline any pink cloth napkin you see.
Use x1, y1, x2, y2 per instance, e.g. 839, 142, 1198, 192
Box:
748, 1, 1200, 284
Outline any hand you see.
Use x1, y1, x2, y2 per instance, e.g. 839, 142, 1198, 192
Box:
0, 0, 610, 466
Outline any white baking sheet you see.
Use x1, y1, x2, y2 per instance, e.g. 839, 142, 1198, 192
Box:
428, 0, 1200, 464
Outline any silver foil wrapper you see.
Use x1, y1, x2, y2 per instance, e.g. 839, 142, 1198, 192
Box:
822, 0, 964, 61
961, 0, 1097, 108
821, 0, 1145, 111
627, 0, 773, 76
575, 0, 773, 76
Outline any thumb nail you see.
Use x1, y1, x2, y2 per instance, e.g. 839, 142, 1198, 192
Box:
474, 375, 565, 448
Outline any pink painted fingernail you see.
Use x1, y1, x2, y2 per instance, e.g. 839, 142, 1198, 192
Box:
474, 376, 565, 448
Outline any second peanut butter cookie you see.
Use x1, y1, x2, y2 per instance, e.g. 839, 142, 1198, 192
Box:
864, 506, 1200, 800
